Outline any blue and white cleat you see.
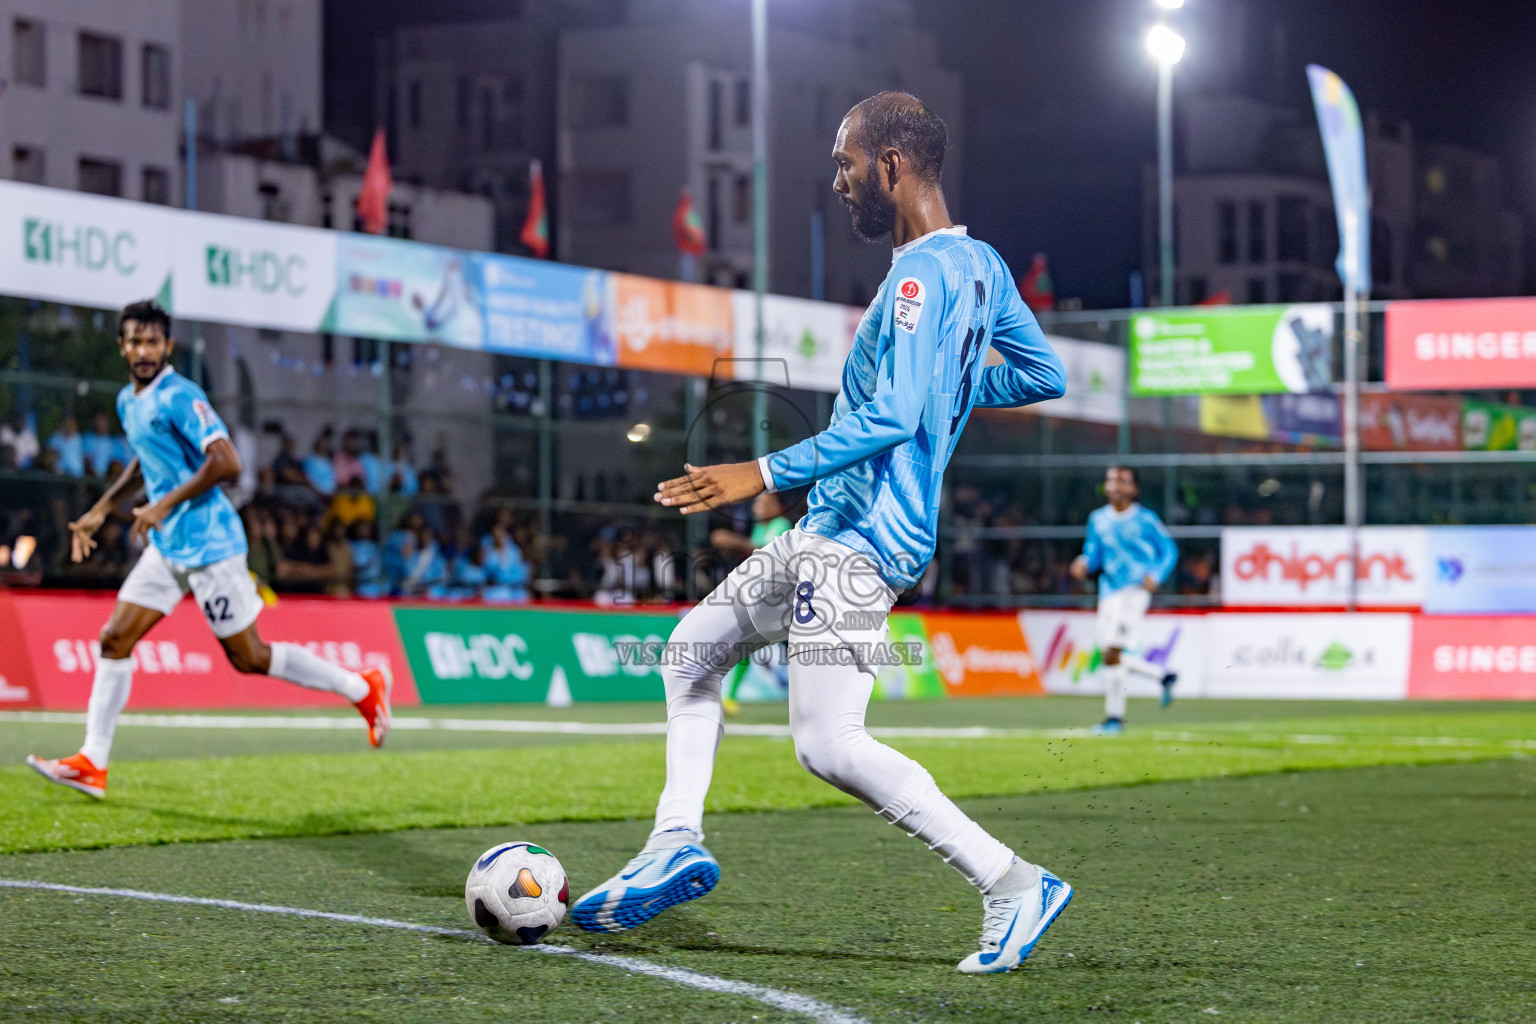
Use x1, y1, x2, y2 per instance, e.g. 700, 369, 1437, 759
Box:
1160, 671, 1178, 707
957, 869, 1074, 974
1092, 717, 1125, 736
570, 828, 720, 933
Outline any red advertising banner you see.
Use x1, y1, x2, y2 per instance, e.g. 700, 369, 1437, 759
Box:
5, 594, 417, 710
0, 594, 41, 708
920, 612, 1044, 697
1360, 393, 1463, 451
1385, 298, 1536, 390
1408, 615, 1536, 700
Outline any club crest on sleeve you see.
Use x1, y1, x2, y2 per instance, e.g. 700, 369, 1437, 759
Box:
193, 400, 218, 428
893, 277, 925, 334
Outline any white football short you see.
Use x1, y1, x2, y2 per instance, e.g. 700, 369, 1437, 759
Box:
119, 545, 263, 639
1095, 584, 1152, 652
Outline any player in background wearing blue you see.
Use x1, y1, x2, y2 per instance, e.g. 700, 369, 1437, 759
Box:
27, 301, 391, 800
574, 93, 1072, 974
1070, 465, 1180, 734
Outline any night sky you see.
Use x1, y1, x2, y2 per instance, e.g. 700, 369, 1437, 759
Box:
325, 0, 1536, 308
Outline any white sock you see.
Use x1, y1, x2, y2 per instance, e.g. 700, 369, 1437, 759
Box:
1104, 664, 1127, 720
988, 857, 1045, 898
651, 693, 723, 840
81, 656, 134, 768
1120, 652, 1165, 683
879, 766, 1019, 893
268, 642, 369, 702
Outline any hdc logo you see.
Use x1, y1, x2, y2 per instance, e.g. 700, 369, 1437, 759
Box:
205, 246, 306, 295
24, 218, 137, 274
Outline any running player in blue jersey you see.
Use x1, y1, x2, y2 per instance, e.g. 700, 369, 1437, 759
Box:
1070, 465, 1180, 734
573, 93, 1072, 974
27, 301, 391, 800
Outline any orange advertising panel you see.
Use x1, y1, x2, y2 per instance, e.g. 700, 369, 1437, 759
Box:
1360, 393, 1463, 452
612, 274, 734, 376
920, 611, 1044, 697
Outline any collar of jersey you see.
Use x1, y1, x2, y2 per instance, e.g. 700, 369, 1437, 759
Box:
890, 224, 968, 261
1103, 502, 1141, 521
130, 365, 176, 400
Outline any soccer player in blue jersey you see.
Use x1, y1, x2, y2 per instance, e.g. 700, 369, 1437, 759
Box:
573, 93, 1072, 974
26, 301, 391, 800
1069, 465, 1180, 734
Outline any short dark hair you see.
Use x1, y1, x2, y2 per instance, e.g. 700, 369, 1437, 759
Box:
847, 91, 947, 185
1108, 464, 1139, 486
118, 299, 172, 339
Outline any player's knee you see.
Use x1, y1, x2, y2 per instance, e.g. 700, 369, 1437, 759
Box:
98, 624, 135, 661
792, 725, 864, 791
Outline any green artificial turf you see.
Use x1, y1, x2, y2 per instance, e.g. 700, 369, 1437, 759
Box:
2, 760, 1532, 1023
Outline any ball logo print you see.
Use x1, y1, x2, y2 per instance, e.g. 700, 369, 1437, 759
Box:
900, 279, 920, 299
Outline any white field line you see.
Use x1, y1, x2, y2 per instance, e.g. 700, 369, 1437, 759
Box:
0, 878, 870, 1024
2, 710, 1531, 751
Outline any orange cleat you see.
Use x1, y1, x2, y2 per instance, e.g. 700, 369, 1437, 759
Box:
26, 752, 107, 799
355, 665, 393, 748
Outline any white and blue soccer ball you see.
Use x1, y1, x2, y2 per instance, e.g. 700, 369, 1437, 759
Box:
465, 841, 569, 945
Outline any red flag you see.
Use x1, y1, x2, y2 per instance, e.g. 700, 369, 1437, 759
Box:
1197, 290, 1233, 306
355, 129, 392, 235
673, 188, 707, 256
520, 159, 550, 258
1020, 253, 1055, 313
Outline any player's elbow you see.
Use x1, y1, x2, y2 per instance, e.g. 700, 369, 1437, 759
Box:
1038, 359, 1068, 401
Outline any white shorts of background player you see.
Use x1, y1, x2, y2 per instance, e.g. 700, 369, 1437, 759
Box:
1094, 584, 1164, 721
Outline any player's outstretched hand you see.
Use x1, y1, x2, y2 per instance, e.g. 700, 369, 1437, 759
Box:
1069, 555, 1089, 581
67, 508, 107, 563
655, 462, 766, 515
1142, 574, 1159, 593
130, 501, 170, 546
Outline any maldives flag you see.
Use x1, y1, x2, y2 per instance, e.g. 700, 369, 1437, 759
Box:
355, 129, 392, 235
673, 188, 707, 255
1019, 253, 1055, 313
520, 159, 550, 258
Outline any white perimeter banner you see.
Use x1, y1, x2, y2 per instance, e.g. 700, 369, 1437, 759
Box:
172, 210, 337, 331
992, 335, 1125, 425
1202, 613, 1412, 699
1019, 611, 1207, 698
731, 291, 859, 393
1221, 526, 1427, 607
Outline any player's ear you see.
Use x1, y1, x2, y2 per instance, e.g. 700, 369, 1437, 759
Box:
881, 147, 901, 191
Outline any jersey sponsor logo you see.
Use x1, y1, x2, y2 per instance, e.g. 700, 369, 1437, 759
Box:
192, 400, 219, 430
893, 277, 925, 334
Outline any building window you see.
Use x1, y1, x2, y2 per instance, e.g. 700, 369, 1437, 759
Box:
13, 18, 45, 87
1247, 199, 1266, 264
12, 145, 45, 185
78, 32, 123, 100
1372, 218, 1394, 287
387, 202, 412, 239
568, 74, 628, 128
1217, 201, 1238, 265
502, 78, 526, 149
1277, 196, 1308, 263
1314, 208, 1338, 271
78, 157, 122, 196
1246, 277, 1267, 304
1277, 272, 1307, 303
706, 174, 721, 250
141, 43, 170, 109
456, 76, 471, 128
142, 166, 170, 204
568, 170, 632, 227
814, 83, 832, 134
407, 78, 422, 128
1184, 277, 1209, 305
732, 173, 750, 225
734, 79, 751, 127
708, 80, 723, 151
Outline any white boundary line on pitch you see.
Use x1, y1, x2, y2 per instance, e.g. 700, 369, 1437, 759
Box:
2, 711, 1532, 750
0, 878, 870, 1024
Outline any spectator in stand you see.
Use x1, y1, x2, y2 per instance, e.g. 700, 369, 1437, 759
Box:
350, 519, 385, 598
243, 506, 283, 594
83, 412, 128, 477
303, 430, 337, 498
1, 413, 39, 469
333, 430, 365, 498
325, 475, 377, 532
358, 433, 386, 496
481, 514, 530, 603
385, 512, 445, 596
272, 434, 322, 510
45, 416, 86, 477
280, 521, 333, 592
324, 519, 355, 598
443, 537, 489, 601
389, 443, 419, 496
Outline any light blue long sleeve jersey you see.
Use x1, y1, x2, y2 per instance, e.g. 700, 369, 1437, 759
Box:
1082, 503, 1179, 594
118, 367, 248, 567
760, 227, 1066, 589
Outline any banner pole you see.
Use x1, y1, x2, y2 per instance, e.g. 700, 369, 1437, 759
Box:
1344, 286, 1362, 613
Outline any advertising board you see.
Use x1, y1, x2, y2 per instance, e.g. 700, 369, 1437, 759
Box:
730, 291, 856, 393
1385, 298, 1536, 390
1009, 336, 1124, 425
919, 612, 1043, 697
1220, 526, 1427, 608
1020, 610, 1205, 698
1202, 613, 1412, 699
1408, 615, 1536, 699
614, 275, 734, 376
1460, 400, 1536, 452
172, 210, 338, 332
1423, 527, 1536, 614
1130, 304, 1335, 396
475, 254, 615, 364
333, 234, 485, 350
1360, 393, 1463, 451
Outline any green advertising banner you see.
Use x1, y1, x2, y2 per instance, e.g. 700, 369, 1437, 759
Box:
872, 613, 946, 700
1130, 304, 1335, 396
1461, 400, 1536, 452
393, 607, 680, 704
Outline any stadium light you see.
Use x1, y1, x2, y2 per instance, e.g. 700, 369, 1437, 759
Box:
1145, 23, 1186, 65
626, 423, 652, 443
1155, 0, 1186, 9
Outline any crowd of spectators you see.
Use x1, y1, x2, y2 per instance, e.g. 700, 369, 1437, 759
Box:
1, 412, 130, 479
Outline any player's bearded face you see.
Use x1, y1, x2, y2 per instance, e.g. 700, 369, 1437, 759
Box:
120, 323, 173, 385
843, 167, 897, 242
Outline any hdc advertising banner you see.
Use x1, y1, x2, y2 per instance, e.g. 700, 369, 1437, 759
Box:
1130, 305, 1336, 396
1202, 613, 1412, 700
1220, 526, 1428, 608
171, 210, 338, 331
0, 179, 173, 310
1424, 526, 1536, 614
3, 594, 416, 710
1385, 298, 1536, 390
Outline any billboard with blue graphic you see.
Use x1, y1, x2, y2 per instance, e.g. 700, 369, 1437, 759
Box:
1425, 527, 1536, 614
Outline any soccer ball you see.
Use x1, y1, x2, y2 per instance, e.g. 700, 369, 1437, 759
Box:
465, 841, 570, 945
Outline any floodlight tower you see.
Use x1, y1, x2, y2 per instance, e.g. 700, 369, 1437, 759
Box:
1146, 5, 1186, 307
